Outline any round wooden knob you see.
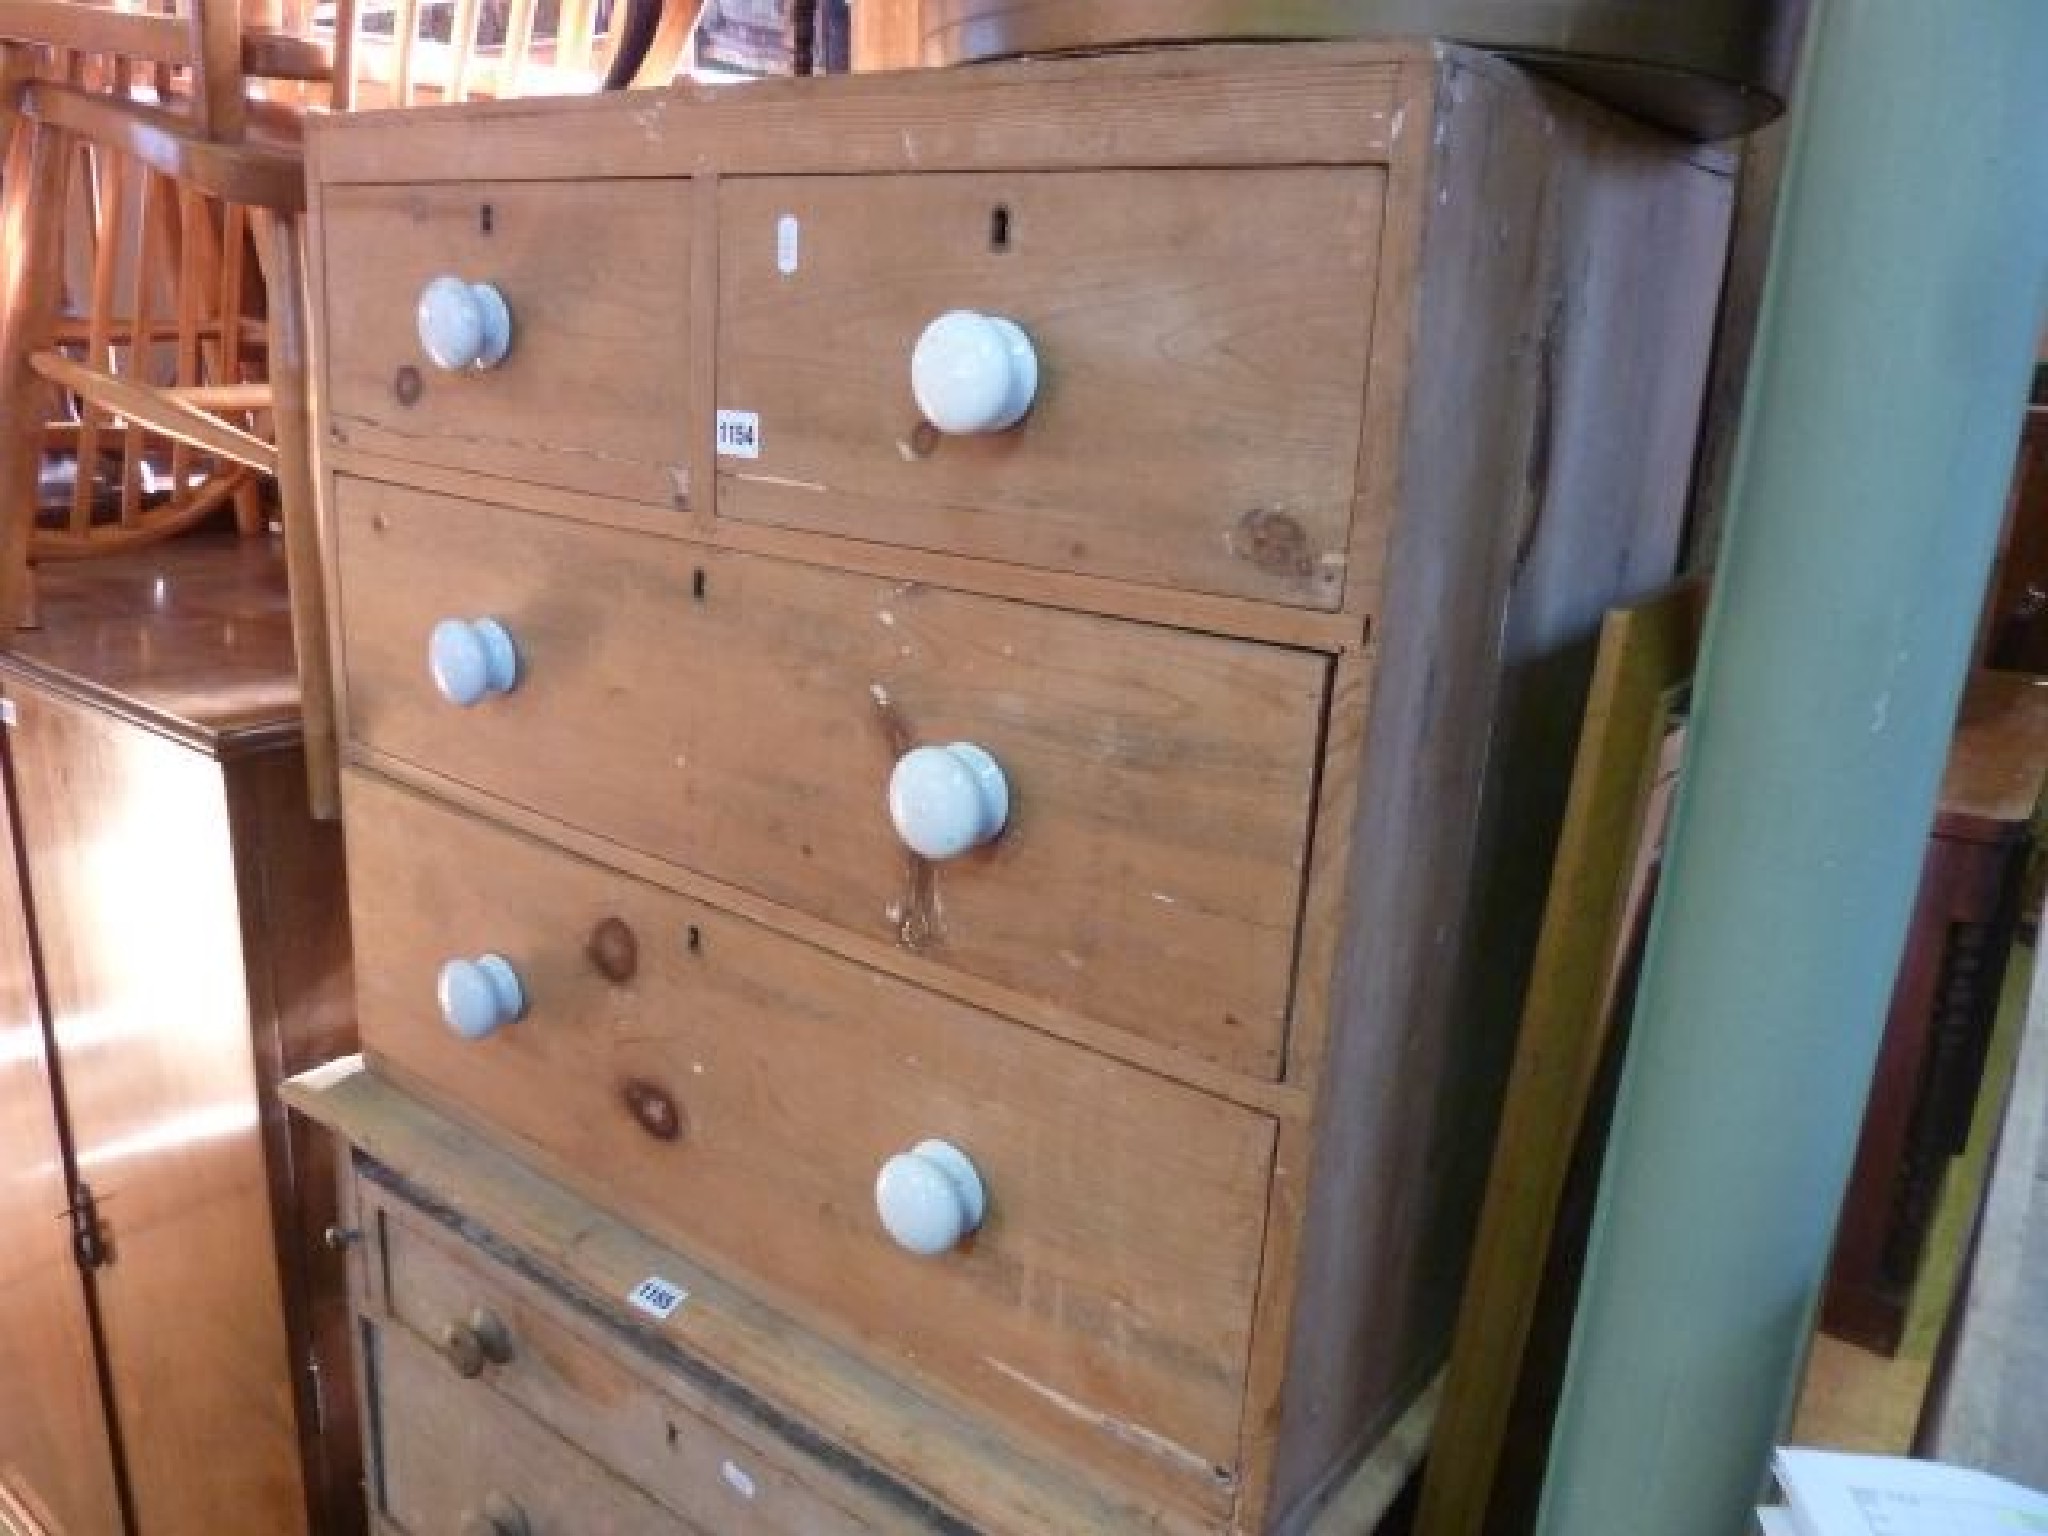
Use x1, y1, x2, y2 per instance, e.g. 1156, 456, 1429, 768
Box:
459, 1491, 530, 1536
439, 1306, 513, 1378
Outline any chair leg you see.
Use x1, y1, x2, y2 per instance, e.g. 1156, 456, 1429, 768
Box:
258, 208, 341, 821
233, 476, 267, 535
0, 118, 71, 633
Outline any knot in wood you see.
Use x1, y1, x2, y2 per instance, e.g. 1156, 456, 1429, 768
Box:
586, 916, 639, 984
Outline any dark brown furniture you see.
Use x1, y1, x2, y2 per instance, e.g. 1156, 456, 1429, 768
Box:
1983, 409, 2048, 674
1823, 670, 2048, 1354
0, 535, 356, 1535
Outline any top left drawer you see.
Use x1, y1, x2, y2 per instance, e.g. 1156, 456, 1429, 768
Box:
320, 180, 693, 507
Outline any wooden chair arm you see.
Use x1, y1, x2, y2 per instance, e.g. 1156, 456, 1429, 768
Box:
244, 29, 331, 83
19, 76, 303, 206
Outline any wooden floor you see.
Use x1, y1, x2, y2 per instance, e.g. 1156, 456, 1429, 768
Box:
1792, 1333, 1932, 1454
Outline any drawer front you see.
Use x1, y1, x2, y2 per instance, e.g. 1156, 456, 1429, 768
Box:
338, 478, 1327, 1078
715, 170, 1383, 609
369, 1313, 686, 1535
368, 1185, 917, 1535
346, 772, 1277, 1518
321, 180, 692, 506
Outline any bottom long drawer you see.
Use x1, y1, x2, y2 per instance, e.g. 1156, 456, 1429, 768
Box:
343, 770, 1277, 1520
372, 1315, 684, 1535
359, 1171, 933, 1534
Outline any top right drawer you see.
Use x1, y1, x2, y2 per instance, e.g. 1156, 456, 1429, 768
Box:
715, 168, 1384, 610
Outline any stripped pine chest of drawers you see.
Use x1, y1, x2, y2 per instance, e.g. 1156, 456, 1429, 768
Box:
285, 40, 1734, 1536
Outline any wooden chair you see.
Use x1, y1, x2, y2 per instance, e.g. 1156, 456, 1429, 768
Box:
0, 8, 339, 563
0, 0, 696, 817
0, 1, 342, 812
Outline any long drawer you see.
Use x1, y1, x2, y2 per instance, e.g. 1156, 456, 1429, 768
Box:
371, 1317, 683, 1535
336, 477, 1328, 1079
714, 168, 1383, 610
364, 1178, 925, 1534
345, 771, 1276, 1519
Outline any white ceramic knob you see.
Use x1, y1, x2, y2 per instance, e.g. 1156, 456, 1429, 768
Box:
438, 954, 525, 1040
910, 311, 1037, 435
417, 275, 512, 371
429, 617, 518, 707
888, 743, 1008, 860
875, 1140, 985, 1256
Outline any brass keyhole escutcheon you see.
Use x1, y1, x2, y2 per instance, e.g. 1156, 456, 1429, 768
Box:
393, 364, 424, 406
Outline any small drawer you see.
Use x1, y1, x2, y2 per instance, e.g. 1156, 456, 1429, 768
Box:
368, 1308, 683, 1534
715, 169, 1384, 609
345, 773, 1277, 1518
364, 1182, 919, 1534
321, 180, 692, 506
337, 478, 1327, 1078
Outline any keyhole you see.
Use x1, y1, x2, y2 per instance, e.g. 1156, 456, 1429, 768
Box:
989, 204, 1011, 252
479, 203, 495, 235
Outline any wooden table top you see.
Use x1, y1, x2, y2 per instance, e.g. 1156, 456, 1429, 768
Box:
1939, 669, 2048, 841
0, 535, 304, 757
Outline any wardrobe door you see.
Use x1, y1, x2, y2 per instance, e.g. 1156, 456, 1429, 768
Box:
6, 682, 308, 1536
0, 731, 125, 1536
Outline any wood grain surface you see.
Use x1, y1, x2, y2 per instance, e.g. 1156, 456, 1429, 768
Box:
716, 167, 1382, 608
370, 1314, 683, 1534
0, 732, 126, 1536
1267, 58, 1729, 1528
4, 685, 309, 1536
289, 1058, 1220, 1536
322, 179, 694, 507
299, 38, 1738, 1532
336, 477, 1327, 1078
374, 1187, 919, 1533
1932, 671, 2048, 838
305, 42, 1406, 185
1, 534, 304, 753
1417, 584, 1703, 1536
346, 771, 1275, 1516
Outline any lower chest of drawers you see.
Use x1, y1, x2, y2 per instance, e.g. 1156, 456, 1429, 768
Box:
348, 1162, 949, 1535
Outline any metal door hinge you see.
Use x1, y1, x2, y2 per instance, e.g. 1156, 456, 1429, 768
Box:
66, 1182, 108, 1271
307, 1352, 327, 1438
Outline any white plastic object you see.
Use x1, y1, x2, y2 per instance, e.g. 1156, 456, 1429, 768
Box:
438, 954, 525, 1040
910, 311, 1037, 434
417, 276, 513, 371
875, 1140, 986, 1256
888, 743, 1009, 860
429, 617, 519, 707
